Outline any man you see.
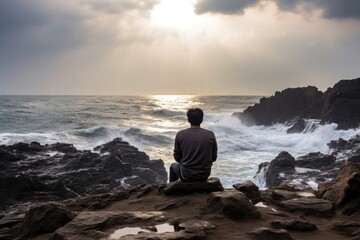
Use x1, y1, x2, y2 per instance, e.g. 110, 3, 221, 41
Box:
169, 108, 217, 182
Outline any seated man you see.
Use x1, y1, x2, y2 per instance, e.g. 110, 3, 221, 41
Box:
169, 108, 217, 182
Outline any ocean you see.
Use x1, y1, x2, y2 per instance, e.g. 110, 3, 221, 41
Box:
1, 95, 359, 188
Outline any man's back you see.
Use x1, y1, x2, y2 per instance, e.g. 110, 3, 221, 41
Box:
174, 127, 217, 181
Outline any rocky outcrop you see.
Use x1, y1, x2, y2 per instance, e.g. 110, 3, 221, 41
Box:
235, 78, 360, 129
207, 190, 261, 219
0, 178, 358, 240
235, 86, 324, 126
318, 163, 360, 215
256, 151, 341, 188
233, 180, 261, 204
0, 138, 167, 212
296, 152, 336, 169
164, 177, 224, 195
261, 152, 296, 188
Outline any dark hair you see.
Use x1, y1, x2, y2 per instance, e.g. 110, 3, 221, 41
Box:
187, 108, 203, 126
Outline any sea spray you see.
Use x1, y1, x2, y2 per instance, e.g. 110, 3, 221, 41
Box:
1, 95, 359, 188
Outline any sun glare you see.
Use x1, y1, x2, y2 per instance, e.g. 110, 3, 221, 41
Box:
150, 0, 197, 29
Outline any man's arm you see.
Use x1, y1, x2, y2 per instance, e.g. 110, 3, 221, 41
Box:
212, 133, 218, 162
173, 134, 182, 163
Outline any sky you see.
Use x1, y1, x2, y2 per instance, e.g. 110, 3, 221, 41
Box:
0, 0, 359, 95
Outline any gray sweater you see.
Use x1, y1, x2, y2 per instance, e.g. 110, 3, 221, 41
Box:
173, 127, 217, 181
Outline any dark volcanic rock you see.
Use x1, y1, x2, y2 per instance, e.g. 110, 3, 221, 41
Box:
207, 190, 260, 220
318, 163, 360, 215
265, 152, 296, 188
0, 138, 167, 212
237, 86, 323, 126
20, 204, 76, 238
235, 78, 360, 129
295, 152, 336, 169
322, 78, 360, 129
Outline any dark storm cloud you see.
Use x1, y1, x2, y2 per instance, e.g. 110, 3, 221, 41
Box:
195, 0, 261, 15
87, 0, 159, 15
195, 0, 360, 20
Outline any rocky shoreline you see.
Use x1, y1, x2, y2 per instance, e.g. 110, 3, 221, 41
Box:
1, 78, 360, 239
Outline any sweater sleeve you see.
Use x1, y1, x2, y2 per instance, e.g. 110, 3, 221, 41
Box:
173, 134, 182, 163
212, 133, 218, 162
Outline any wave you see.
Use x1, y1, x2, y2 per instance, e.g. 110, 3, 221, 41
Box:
149, 109, 184, 118
124, 128, 173, 145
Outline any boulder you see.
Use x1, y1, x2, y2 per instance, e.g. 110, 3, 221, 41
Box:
20, 204, 77, 238
318, 163, 360, 215
246, 227, 294, 240
279, 198, 333, 216
164, 177, 224, 195
232, 180, 261, 204
295, 152, 336, 169
207, 190, 260, 219
53, 211, 166, 240
265, 152, 296, 188
271, 219, 317, 231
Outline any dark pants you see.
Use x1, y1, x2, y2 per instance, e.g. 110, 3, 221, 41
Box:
169, 162, 181, 182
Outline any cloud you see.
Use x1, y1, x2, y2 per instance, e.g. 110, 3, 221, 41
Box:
195, 0, 360, 20
195, 0, 261, 15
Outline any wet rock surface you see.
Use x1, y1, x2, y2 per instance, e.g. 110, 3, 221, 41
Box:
0, 138, 167, 213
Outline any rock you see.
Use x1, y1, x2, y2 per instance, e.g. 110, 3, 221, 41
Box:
232, 180, 261, 204
295, 152, 336, 169
246, 227, 294, 240
53, 211, 166, 240
207, 190, 260, 219
318, 163, 360, 215
236, 86, 324, 126
269, 190, 298, 202
348, 154, 360, 163
47, 143, 78, 153
331, 221, 360, 237
271, 219, 317, 231
321, 78, 360, 129
265, 152, 296, 188
0, 149, 25, 162
287, 119, 306, 134
0, 175, 48, 207
235, 78, 360, 129
164, 177, 224, 195
94, 137, 138, 154
279, 198, 333, 216
20, 204, 76, 238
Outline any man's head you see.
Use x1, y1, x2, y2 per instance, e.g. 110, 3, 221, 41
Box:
187, 108, 204, 126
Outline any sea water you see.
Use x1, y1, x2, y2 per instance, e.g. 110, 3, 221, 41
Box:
1, 95, 359, 188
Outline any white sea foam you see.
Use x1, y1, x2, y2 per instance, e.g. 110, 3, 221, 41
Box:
1, 96, 359, 189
